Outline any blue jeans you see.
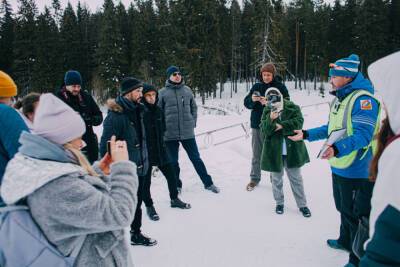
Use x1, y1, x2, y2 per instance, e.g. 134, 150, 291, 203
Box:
165, 138, 213, 188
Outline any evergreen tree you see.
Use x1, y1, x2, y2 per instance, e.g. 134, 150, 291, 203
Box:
60, 3, 80, 71
135, 0, 160, 82
215, 0, 231, 97
356, 0, 390, 69
76, 2, 96, 90
13, 0, 38, 94
0, 0, 14, 74
388, 0, 400, 52
51, 0, 62, 27
240, 0, 256, 83
95, 0, 127, 99
155, 0, 180, 85
33, 6, 61, 92
115, 1, 130, 80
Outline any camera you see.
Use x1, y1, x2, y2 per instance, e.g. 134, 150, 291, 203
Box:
266, 94, 281, 103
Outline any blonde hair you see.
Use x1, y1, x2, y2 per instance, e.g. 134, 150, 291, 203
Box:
63, 143, 99, 177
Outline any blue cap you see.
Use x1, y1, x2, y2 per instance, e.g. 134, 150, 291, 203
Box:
329, 54, 360, 78
166, 66, 180, 78
64, 70, 82, 86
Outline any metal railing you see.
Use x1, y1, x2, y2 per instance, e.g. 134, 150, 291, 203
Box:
196, 122, 250, 149
195, 101, 331, 149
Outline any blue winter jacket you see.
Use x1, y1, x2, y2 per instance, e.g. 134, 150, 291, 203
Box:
0, 104, 29, 205
306, 73, 379, 179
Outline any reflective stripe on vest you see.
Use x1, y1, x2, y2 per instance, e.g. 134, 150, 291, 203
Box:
327, 90, 381, 169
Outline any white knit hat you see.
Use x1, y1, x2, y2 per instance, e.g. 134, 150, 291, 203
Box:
33, 93, 86, 145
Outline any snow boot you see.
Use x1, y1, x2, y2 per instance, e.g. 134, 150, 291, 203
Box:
327, 239, 350, 252
275, 204, 284, 214
246, 181, 259, 191
299, 207, 312, 218
146, 205, 160, 221
130, 232, 157, 246
171, 198, 191, 209
205, 184, 220, 193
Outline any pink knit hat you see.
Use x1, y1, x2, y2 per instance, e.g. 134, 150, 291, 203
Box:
33, 93, 86, 145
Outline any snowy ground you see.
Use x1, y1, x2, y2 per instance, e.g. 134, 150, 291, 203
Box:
98, 83, 352, 267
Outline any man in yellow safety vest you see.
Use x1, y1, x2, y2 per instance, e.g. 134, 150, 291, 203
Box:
289, 54, 381, 267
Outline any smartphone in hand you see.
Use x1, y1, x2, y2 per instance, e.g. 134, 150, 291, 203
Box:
107, 141, 111, 155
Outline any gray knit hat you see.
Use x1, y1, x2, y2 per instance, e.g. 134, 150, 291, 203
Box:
33, 93, 86, 145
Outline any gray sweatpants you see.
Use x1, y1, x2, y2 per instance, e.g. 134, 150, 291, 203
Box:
250, 128, 263, 182
271, 157, 307, 208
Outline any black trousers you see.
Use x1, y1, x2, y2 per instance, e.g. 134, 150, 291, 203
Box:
130, 175, 145, 234
142, 163, 179, 207
332, 173, 374, 266
165, 138, 213, 188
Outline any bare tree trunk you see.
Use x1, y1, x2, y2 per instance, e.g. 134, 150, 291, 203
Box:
304, 45, 307, 90
314, 62, 317, 91
295, 20, 299, 90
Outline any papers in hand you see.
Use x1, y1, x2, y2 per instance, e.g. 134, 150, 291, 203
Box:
317, 129, 347, 158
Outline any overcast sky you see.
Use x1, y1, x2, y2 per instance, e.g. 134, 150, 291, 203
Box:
8, 0, 335, 13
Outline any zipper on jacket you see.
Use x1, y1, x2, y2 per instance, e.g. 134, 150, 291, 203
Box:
174, 90, 181, 138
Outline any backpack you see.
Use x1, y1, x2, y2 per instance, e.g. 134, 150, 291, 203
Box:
0, 205, 86, 267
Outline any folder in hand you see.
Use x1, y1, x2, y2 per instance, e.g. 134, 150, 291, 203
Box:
317, 128, 347, 158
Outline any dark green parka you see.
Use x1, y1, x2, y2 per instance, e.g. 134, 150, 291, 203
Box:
260, 100, 310, 172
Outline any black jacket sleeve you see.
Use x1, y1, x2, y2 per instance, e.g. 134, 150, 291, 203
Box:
85, 93, 103, 126
360, 205, 400, 266
100, 113, 123, 157
244, 84, 261, 110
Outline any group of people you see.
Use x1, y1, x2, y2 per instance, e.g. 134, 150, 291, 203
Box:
0, 51, 399, 266
0, 66, 219, 266
244, 53, 400, 267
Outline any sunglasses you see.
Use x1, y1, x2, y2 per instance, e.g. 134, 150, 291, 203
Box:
172, 72, 181, 77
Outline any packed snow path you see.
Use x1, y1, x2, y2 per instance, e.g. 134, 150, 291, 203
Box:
128, 87, 351, 267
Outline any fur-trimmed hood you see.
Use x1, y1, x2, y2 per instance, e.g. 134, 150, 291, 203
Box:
106, 99, 124, 113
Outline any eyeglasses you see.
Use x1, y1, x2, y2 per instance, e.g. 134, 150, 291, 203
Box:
172, 72, 181, 77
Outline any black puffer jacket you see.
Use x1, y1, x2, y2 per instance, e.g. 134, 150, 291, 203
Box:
56, 87, 103, 163
244, 76, 289, 129
142, 96, 170, 167
100, 96, 148, 177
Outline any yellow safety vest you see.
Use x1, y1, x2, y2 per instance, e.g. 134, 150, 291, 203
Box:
327, 90, 381, 169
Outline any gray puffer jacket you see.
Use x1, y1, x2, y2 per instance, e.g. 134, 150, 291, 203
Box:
158, 80, 198, 141
1, 132, 138, 267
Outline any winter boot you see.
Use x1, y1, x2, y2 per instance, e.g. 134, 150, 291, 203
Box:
275, 204, 284, 215
130, 232, 157, 246
299, 207, 312, 218
146, 205, 160, 221
246, 181, 259, 191
327, 239, 350, 252
171, 198, 191, 209
205, 184, 220, 193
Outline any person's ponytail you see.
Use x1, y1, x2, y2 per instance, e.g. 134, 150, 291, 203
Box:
63, 143, 99, 177
369, 118, 394, 182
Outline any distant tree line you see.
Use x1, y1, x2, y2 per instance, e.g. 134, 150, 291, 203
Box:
0, 0, 399, 103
